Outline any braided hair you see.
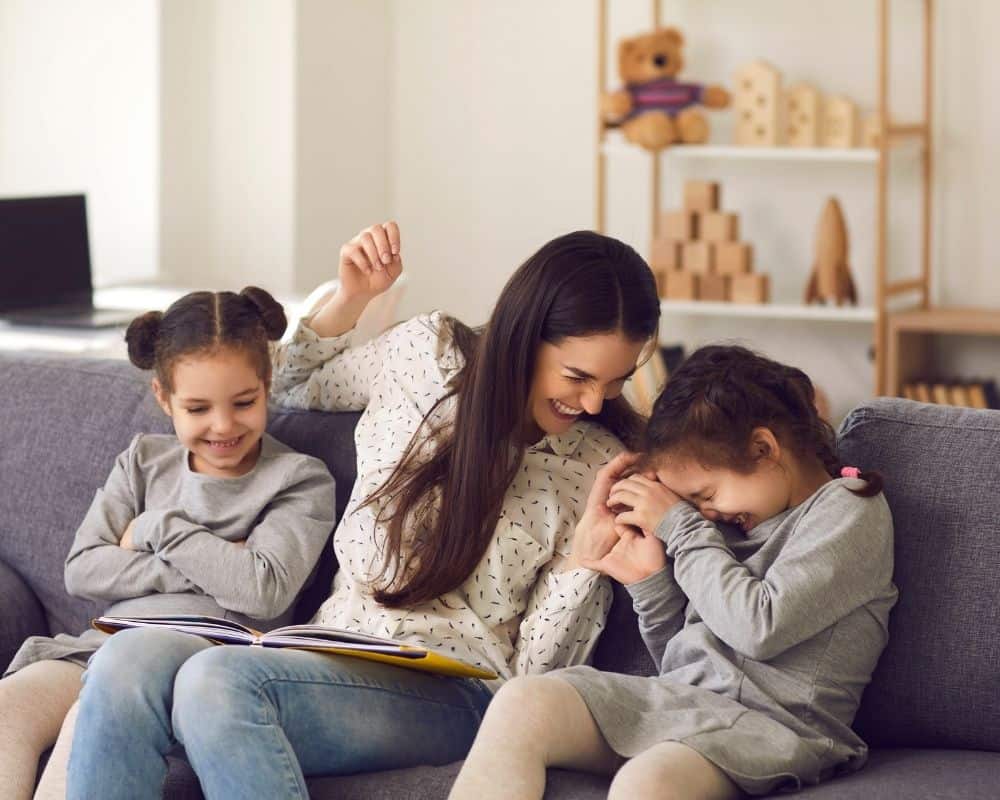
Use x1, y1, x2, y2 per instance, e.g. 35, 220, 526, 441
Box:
643, 344, 882, 497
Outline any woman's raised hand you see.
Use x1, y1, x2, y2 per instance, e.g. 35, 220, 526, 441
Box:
337, 221, 403, 302
308, 222, 404, 337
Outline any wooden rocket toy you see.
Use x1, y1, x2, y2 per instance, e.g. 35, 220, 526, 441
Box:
804, 197, 857, 306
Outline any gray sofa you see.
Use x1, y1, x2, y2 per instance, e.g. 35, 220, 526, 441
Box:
1, 352, 998, 799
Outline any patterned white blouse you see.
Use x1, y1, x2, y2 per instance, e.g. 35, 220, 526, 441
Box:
271, 312, 621, 687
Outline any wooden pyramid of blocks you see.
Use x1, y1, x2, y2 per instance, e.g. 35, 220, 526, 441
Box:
649, 181, 769, 304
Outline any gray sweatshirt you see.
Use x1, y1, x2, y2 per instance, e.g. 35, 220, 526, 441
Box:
557, 477, 898, 796
6, 432, 335, 675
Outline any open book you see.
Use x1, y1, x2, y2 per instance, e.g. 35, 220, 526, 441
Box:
92, 615, 497, 680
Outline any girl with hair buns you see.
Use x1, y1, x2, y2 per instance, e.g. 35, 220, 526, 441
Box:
0, 287, 335, 800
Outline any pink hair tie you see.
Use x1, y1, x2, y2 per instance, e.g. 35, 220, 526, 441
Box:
841, 466, 861, 479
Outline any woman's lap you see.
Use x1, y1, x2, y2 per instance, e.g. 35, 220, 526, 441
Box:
172, 644, 494, 776
72, 628, 494, 799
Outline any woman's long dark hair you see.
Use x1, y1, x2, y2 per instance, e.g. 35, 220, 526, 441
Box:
643, 345, 883, 497
363, 231, 660, 608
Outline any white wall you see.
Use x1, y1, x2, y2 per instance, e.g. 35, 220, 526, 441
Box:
294, 0, 389, 293
158, 0, 388, 295
0, 0, 159, 286
159, 0, 296, 293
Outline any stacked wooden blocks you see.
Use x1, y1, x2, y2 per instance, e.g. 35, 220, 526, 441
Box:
650, 181, 769, 304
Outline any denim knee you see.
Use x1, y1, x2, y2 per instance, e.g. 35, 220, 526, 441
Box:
172, 646, 262, 747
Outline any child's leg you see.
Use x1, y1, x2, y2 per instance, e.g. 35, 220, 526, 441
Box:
0, 660, 83, 800
448, 675, 622, 800
608, 741, 741, 800
33, 698, 79, 800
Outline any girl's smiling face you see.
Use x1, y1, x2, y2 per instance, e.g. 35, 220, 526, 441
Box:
153, 346, 268, 478
651, 428, 797, 533
653, 457, 791, 533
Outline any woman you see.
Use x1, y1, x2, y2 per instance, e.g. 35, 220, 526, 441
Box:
67, 222, 661, 799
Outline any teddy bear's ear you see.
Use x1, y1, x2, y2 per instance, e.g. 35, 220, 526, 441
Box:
661, 27, 685, 47
620, 38, 636, 57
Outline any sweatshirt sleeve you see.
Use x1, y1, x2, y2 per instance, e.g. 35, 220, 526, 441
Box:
128, 459, 336, 620
624, 564, 688, 668
655, 487, 894, 662
63, 439, 197, 601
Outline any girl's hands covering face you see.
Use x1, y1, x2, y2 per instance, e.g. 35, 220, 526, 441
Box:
608, 473, 684, 535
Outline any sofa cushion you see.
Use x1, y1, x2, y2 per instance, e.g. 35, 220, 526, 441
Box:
785, 748, 1000, 800
0, 355, 359, 638
837, 399, 1000, 752
0, 559, 47, 672
162, 748, 1000, 800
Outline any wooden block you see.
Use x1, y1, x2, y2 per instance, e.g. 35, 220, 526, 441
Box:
822, 95, 858, 148
660, 210, 698, 241
681, 241, 714, 274
913, 382, 932, 403
901, 384, 918, 401
733, 60, 782, 146
683, 181, 720, 213
729, 273, 770, 304
862, 114, 883, 148
700, 212, 740, 243
650, 239, 682, 271
664, 271, 699, 301
715, 241, 753, 275
697, 273, 729, 301
653, 269, 669, 298
785, 83, 822, 147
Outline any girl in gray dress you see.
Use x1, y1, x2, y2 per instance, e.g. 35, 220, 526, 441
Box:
452, 344, 897, 800
0, 287, 335, 800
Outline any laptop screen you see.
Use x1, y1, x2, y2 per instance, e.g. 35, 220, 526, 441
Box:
0, 194, 93, 312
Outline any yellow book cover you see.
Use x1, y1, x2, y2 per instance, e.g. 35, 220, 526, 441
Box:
92, 615, 496, 680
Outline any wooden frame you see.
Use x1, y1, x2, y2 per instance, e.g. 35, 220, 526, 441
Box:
595, 0, 936, 397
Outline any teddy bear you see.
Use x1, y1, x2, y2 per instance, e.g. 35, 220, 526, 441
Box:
601, 27, 731, 151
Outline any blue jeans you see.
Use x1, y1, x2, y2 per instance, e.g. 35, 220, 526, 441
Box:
67, 627, 494, 800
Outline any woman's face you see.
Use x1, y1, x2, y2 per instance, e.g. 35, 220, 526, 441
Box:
527, 331, 646, 437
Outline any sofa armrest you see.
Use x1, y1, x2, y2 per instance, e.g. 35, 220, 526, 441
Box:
0, 559, 48, 673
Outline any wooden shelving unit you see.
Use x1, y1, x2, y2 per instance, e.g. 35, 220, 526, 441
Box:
595, 0, 936, 396
886, 308, 1000, 397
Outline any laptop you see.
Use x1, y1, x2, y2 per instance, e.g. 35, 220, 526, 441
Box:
0, 194, 139, 328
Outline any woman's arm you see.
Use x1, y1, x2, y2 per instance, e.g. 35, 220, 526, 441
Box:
657, 491, 895, 661
271, 222, 404, 410
126, 460, 337, 620
63, 443, 196, 602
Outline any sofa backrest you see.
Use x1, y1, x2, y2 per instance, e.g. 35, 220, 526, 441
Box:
838, 398, 1000, 752
0, 355, 359, 638
5, 354, 998, 754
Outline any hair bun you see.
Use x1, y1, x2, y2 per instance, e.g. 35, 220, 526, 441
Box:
240, 286, 287, 340
124, 311, 164, 369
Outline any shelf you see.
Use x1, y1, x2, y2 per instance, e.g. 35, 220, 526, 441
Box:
660, 300, 876, 323
888, 307, 1000, 336
601, 137, 880, 164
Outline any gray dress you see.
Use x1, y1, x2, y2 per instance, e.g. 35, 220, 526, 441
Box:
5, 432, 336, 676
558, 477, 898, 795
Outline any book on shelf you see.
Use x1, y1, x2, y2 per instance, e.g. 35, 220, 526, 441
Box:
931, 384, 951, 405
92, 615, 497, 680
